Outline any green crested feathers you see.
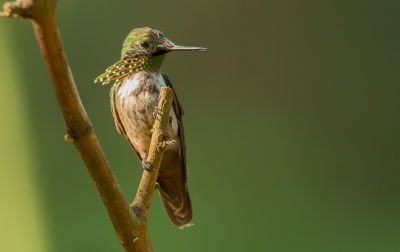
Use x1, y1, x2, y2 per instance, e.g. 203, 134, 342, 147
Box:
94, 27, 172, 85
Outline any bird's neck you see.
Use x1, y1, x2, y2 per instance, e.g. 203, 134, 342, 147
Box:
140, 54, 166, 73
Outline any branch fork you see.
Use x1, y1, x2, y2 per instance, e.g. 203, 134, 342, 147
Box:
2, 0, 176, 251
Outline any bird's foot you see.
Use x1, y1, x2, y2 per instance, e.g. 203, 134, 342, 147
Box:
152, 106, 163, 120
142, 158, 156, 172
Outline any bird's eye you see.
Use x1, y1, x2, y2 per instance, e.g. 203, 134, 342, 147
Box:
140, 40, 150, 48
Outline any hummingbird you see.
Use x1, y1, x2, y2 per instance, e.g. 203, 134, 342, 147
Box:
94, 27, 206, 228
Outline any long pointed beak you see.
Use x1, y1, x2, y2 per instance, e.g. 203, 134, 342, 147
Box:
168, 45, 207, 52
156, 44, 207, 52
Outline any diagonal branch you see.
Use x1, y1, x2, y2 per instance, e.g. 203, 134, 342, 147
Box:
132, 88, 175, 215
1, 0, 174, 251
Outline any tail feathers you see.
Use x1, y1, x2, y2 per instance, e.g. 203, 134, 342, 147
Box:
158, 184, 192, 228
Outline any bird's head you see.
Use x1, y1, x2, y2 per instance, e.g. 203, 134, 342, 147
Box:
95, 27, 206, 84
121, 27, 206, 58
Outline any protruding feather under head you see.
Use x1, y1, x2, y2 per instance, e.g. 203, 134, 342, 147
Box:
94, 27, 206, 85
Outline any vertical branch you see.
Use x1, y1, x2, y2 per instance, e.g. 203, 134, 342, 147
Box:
132, 87, 175, 215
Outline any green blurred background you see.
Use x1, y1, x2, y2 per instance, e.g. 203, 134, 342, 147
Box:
1, 0, 399, 251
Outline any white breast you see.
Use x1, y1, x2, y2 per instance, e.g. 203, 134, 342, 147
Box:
117, 73, 166, 97
115, 72, 179, 154
117, 72, 167, 109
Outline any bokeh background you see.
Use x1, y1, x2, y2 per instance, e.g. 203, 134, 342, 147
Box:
1, 0, 399, 251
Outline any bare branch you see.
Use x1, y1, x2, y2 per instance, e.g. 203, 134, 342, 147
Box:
132, 87, 175, 216
0, 0, 176, 251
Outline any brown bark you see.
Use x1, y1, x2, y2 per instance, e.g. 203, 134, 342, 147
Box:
1, 1, 174, 251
